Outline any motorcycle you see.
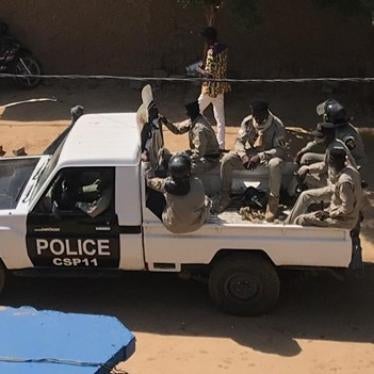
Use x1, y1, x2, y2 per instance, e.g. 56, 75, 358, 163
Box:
0, 21, 42, 88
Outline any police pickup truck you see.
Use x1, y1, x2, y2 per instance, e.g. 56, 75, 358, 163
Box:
0, 113, 354, 316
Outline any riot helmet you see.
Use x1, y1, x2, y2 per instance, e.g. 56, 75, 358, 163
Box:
165, 154, 192, 196
316, 99, 348, 125
168, 153, 192, 180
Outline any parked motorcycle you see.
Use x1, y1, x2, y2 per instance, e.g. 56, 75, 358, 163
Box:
0, 21, 42, 88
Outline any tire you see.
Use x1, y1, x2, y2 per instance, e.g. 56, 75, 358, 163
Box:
0, 261, 6, 295
14, 54, 42, 88
209, 254, 280, 316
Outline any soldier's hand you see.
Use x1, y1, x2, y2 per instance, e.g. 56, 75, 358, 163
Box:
315, 210, 329, 220
297, 165, 309, 180
247, 155, 261, 170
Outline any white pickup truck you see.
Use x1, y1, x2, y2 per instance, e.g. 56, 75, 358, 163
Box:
0, 113, 354, 315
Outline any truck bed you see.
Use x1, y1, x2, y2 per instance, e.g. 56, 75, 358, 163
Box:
143, 206, 352, 271
141, 164, 352, 272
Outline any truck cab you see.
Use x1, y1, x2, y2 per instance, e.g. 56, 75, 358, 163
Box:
0, 113, 354, 315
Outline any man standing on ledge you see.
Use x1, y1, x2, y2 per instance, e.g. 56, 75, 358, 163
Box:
197, 27, 230, 150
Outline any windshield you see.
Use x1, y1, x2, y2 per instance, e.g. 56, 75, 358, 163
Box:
30, 142, 64, 202
0, 158, 39, 209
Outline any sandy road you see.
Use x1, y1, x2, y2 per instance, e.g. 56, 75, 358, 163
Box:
2, 267, 374, 374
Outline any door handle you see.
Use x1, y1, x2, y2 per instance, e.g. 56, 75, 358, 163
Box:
95, 227, 111, 232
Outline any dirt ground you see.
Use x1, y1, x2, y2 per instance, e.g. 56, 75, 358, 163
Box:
1, 82, 374, 373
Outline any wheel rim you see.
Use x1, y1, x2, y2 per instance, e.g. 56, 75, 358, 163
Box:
225, 273, 260, 301
15, 57, 41, 86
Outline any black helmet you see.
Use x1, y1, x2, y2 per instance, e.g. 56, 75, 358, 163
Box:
316, 99, 348, 125
168, 153, 191, 180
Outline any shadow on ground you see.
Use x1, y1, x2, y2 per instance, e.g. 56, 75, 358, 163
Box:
2, 265, 374, 358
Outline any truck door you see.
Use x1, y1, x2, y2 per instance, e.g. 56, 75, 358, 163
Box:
26, 167, 120, 269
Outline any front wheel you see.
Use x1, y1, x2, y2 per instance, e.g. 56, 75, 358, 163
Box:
14, 54, 42, 88
209, 254, 280, 316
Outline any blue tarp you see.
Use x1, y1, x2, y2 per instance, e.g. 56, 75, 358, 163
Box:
0, 307, 135, 374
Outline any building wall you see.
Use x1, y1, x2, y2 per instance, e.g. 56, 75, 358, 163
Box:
0, 0, 373, 77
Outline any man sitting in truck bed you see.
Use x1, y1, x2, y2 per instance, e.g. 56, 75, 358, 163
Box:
160, 101, 220, 175
288, 147, 362, 229
214, 101, 287, 222
146, 153, 211, 234
296, 99, 367, 171
296, 122, 357, 190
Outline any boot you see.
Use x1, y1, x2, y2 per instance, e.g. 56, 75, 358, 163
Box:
265, 195, 279, 222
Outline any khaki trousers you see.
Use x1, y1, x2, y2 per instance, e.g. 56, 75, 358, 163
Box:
287, 187, 331, 224
294, 212, 354, 229
221, 151, 283, 197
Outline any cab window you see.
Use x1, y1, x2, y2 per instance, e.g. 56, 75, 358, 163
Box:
33, 167, 115, 219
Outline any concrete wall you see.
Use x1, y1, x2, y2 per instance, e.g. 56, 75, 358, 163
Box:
1, 0, 373, 77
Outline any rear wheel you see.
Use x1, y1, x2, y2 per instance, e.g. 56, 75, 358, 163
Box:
209, 254, 280, 316
14, 54, 42, 88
